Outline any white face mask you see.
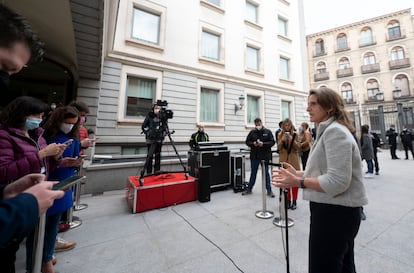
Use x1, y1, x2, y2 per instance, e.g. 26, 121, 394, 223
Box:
256, 126, 262, 130
154, 109, 160, 114
60, 123, 74, 134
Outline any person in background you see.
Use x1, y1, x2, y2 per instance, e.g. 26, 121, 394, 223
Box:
69, 101, 96, 153
386, 124, 399, 159
361, 124, 375, 179
142, 104, 166, 175
299, 122, 312, 170
400, 127, 414, 160
371, 131, 381, 175
274, 121, 283, 145
272, 87, 367, 273
242, 118, 275, 198
277, 118, 301, 210
189, 123, 209, 149
37, 106, 82, 273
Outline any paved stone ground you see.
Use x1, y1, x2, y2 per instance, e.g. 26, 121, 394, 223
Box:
16, 149, 414, 273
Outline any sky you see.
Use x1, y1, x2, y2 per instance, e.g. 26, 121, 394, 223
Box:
303, 0, 414, 34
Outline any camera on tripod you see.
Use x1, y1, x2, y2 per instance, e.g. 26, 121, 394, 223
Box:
156, 100, 173, 121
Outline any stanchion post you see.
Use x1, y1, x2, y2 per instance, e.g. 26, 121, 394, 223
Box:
255, 160, 274, 219
32, 214, 46, 273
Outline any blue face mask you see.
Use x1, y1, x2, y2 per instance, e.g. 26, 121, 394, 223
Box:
25, 117, 42, 130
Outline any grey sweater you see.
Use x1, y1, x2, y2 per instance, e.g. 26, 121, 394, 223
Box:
303, 118, 368, 207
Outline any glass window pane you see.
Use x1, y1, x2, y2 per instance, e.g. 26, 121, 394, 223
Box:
126, 76, 155, 117
246, 46, 259, 71
281, 100, 290, 120
247, 95, 260, 124
202, 31, 220, 60
200, 88, 219, 122
246, 1, 258, 23
280, 57, 289, 79
206, 0, 220, 6
278, 18, 287, 36
132, 8, 160, 44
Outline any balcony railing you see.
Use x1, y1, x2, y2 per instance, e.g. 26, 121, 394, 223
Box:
386, 29, 406, 42
336, 67, 353, 78
344, 98, 355, 104
389, 58, 410, 70
314, 72, 329, 81
313, 49, 327, 58
361, 63, 380, 74
359, 38, 377, 48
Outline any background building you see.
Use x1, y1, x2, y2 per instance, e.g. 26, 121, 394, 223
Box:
306, 8, 414, 142
3, 0, 308, 193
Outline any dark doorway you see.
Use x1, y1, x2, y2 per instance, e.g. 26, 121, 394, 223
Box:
1, 58, 74, 110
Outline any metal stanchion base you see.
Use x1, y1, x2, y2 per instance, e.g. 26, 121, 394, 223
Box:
273, 217, 294, 227
255, 210, 274, 219
69, 219, 82, 229
74, 204, 88, 211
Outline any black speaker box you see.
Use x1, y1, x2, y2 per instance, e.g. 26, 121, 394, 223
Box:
198, 166, 211, 202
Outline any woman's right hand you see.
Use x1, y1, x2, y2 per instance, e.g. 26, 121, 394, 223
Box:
39, 143, 67, 158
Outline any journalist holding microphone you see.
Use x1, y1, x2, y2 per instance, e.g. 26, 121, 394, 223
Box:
272, 87, 368, 273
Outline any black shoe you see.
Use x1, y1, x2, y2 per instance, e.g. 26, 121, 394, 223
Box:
375, 172, 379, 175
242, 189, 252, 195
291, 201, 297, 210
287, 201, 292, 209
267, 190, 275, 198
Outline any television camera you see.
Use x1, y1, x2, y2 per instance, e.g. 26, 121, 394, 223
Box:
156, 100, 173, 122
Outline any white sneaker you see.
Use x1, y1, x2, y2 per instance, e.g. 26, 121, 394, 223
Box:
364, 173, 374, 178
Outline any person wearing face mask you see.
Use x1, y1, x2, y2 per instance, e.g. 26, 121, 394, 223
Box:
0, 96, 68, 273
32, 106, 82, 273
189, 123, 209, 149
69, 101, 96, 153
142, 104, 166, 175
242, 118, 275, 197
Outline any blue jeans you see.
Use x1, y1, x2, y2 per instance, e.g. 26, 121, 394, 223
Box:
366, 159, 373, 173
247, 159, 271, 191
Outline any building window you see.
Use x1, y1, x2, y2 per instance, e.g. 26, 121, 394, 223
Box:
387, 21, 401, 39
341, 83, 353, 103
278, 17, 288, 37
391, 46, 405, 61
125, 76, 155, 118
338, 57, 350, 69
315, 38, 325, 55
395, 74, 410, 97
367, 79, 380, 100
201, 30, 220, 61
246, 45, 260, 71
132, 7, 160, 45
363, 52, 376, 65
245, 1, 258, 24
247, 95, 260, 124
316, 62, 326, 73
360, 27, 373, 46
200, 87, 219, 123
337, 33, 348, 50
281, 100, 291, 120
369, 109, 381, 131
280, 56, 290, 80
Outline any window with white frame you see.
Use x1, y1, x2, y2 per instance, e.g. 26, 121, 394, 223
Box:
131, 7, 160, 45
281, 100, 291, 120
363, 52, 376, 65
278, 17, 288, 37
201, 30, 220, 61
245, 1, 258, 24
280, 56, 290, 80
247, 95, 260, 124
246, 45, 260, 71
125, 76, 155, 118
200, 87, 219, 123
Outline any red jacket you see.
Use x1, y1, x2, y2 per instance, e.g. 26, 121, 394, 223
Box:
0, 125, 49, 184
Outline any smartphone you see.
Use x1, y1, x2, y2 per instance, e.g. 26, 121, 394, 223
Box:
79, 154, 87, 158
52, 175, 86, 190
63, 139, 74, 145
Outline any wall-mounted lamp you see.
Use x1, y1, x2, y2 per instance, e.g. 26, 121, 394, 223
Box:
235, 95, 245, 113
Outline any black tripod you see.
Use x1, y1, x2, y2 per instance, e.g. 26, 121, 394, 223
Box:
139, 122, 187, 185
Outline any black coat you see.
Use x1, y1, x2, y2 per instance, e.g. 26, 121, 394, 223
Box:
245, 127, 275, 161
141, 111, 166, 143
400, 130, 413, 145
386, 128, 398, 145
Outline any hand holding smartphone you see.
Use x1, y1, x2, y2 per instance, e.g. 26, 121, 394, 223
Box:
52, 175, 86, 190
63, 139, 74, 145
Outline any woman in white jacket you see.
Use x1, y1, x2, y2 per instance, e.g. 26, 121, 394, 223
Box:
272, 87, 368, 273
